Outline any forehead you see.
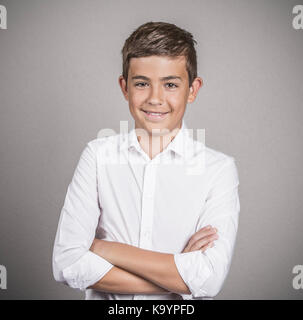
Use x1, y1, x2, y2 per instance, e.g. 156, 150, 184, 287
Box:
129, 55, 187, 78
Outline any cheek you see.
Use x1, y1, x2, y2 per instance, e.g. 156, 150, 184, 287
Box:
167, 93, 187, 111
129, 90, 146, 107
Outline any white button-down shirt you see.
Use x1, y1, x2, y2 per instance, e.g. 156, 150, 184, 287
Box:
52, 119, 240, 300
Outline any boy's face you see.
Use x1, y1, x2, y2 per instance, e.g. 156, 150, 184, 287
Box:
119, 55, 202, 136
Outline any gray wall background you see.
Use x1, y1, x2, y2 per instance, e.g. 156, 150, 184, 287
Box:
0, 0, 302, 299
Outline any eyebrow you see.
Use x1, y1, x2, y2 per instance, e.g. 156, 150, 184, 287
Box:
131, 75, 182, 82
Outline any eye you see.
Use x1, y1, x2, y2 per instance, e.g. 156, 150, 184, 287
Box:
165, 83, 178, 89
135, 82, 149, 88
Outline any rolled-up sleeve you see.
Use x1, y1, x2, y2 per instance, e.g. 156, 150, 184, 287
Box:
52, 141, 114, 291
174, 157, 240, 299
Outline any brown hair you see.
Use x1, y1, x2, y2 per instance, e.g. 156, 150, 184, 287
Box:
121, 21, 198, 88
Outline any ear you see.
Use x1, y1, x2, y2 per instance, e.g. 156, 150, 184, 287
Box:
187, 77, 203, 103
118, 75, 129, 101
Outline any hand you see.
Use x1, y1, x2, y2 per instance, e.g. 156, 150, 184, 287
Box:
89, 238, 100, 253
182, 225, 218, 253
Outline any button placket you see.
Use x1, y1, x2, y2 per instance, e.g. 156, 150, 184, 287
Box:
139, 163, 156, 250
135, 162, 157, 300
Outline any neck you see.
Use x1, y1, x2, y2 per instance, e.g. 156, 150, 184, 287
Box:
135, 123, 182, 160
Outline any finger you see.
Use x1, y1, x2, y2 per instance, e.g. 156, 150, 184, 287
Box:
186, 226, 218, 250
183, 226, 218, 253
181, 244, 189, 253
201, 241, 214, 252
186, 227, 214, 249
189, 233, 219, 251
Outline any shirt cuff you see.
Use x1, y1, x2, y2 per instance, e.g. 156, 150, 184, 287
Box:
174, 250, 212, 299
62, 250, 114, 291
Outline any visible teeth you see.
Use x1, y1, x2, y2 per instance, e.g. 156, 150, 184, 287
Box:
146, 112, 166, 115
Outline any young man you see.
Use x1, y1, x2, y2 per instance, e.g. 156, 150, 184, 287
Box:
52, 21, 240, 300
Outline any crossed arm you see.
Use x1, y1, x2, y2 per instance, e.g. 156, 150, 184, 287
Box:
88, 226, 218, 295
53, 144, 239, 297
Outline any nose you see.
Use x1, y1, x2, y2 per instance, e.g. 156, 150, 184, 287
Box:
147, 84, 163, 106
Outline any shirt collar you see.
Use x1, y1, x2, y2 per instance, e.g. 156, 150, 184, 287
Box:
164, 119, 190, 157
119, 119, 202, 159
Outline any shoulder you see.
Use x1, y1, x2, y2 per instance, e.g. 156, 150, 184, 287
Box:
188, 132, 236, 170
86, 133, 122, 154
204, 145, 236, 166
203, 145, 239, 177
203, 145, 239, 186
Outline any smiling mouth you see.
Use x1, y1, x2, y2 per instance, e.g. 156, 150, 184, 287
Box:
142, 110, 170, 115
141, 110, 170, 120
